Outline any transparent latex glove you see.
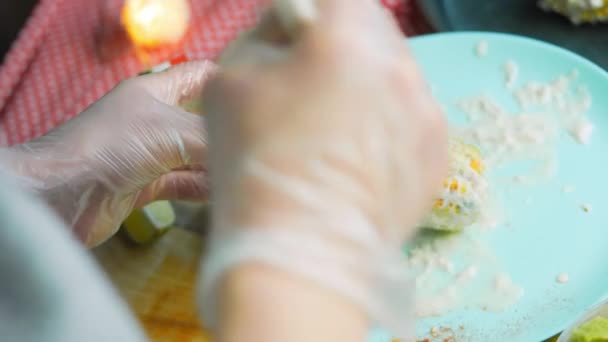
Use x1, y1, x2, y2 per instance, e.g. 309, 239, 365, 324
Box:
0, 61, 217, 247
200, 0, 448, 338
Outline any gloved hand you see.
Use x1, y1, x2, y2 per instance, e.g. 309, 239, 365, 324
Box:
200, 0, 448, 338
0, 60, 217, 247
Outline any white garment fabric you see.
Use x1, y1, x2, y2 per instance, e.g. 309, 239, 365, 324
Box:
0, 176, 145, 342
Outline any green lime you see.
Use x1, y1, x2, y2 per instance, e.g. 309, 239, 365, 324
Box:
122, 200, 176, 244
570, 317, 608, 342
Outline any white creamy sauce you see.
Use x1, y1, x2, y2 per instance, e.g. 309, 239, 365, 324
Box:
476, 40, 489, 57
556, 272, 570, 284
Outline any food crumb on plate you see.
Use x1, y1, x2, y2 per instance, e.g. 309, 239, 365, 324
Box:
568, 117, 594, 145
562, 184, 576, 193
475, 40, 488, 57
581, 204, 592, 213
504, 60, 519, 88
513, 175, 526, 184
556, 272, 570, 284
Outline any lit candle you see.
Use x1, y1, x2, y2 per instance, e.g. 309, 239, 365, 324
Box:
121, 0, 191, 48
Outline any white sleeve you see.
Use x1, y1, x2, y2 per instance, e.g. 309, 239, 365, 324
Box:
0, 176, 147, 342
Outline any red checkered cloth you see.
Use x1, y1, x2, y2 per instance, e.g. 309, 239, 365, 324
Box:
0, 0, 432, 146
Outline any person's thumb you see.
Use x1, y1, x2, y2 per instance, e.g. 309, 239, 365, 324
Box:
135, 169, 209, 207
137, 60, 218, 107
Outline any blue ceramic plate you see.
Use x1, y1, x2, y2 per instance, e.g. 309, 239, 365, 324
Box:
369, 32, 608, 342
416, 0, 608, 69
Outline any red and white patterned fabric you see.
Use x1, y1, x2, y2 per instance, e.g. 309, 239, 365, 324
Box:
0, 0, 432, 146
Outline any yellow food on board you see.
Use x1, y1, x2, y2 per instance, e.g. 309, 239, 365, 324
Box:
123, 200, 176, 244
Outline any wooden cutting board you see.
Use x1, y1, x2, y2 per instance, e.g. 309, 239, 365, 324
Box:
93, 228, 562, 342
93, 229, 212, 341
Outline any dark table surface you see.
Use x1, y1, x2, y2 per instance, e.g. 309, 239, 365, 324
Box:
418, 0, 608, 69
0, 0, 38, 63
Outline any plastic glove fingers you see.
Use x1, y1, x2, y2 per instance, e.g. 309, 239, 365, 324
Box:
50, 181, 136, 247
375, 101, 446, 240
280, 0, 402, 58
218, 27, 291, 68
415, 107, 449, 198
218, 0, 392, 68
163, 108, 209, 168
170, 164, 206, 172
272, 0, 387, 38
134, 170, 209, 208
124, 106, 208, 175
217, 3, 307, 68
138, 60, 218, 107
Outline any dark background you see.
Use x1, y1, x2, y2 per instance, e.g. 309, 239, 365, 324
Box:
0, 0, 38, 62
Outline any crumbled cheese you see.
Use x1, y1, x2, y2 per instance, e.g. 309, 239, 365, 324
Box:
569, 117, 594, 145
409, 231, 522, 318
476, 40, 488, 57
513, 175, 526, 184
411, 61, 594, 321
456, 68, 592, 184
562, 185, 576, 193
556, 272, 569, 284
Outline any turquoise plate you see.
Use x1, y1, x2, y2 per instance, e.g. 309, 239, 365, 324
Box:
369, 32, 608, 342
416, 0, 608, 69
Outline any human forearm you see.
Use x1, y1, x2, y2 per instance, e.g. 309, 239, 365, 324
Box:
219, 263, 368, 342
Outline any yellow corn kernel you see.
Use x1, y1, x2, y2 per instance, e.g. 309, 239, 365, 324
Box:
470, 158, 484, 174
450, 180, 459, 191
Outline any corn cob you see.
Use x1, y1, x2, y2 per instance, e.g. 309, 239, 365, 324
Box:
420, 139, 488, 231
